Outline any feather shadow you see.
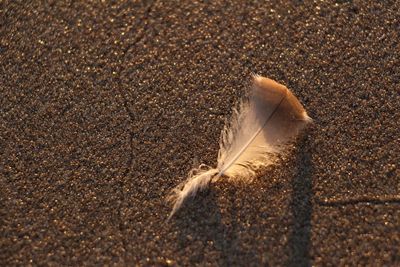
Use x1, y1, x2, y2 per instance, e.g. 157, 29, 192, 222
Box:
170, 183, 272, 266
287, 134, 313, 267
170, 189, 233, 265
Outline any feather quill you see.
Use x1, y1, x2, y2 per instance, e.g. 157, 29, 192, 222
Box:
168, 75, 311, 219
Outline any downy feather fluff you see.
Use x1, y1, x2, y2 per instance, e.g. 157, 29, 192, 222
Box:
168, 75, 311, 219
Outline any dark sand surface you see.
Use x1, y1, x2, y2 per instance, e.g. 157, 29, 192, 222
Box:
1, 1, 399, 266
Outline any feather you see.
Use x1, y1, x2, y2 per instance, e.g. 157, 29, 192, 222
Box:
167, 75, 312, 219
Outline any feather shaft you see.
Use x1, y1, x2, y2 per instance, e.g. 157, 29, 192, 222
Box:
218, 95, 286, 176
167, 168, 219, 220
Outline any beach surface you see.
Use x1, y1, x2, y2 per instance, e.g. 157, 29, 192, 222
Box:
1, 1, 399, 266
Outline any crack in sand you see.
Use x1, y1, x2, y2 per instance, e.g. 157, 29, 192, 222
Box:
114, 1, 157, 263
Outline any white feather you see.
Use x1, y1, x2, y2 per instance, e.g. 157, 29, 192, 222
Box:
167, 75, 311, 219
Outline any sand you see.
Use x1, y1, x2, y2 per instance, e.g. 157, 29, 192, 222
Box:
1, 1, 399, 266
